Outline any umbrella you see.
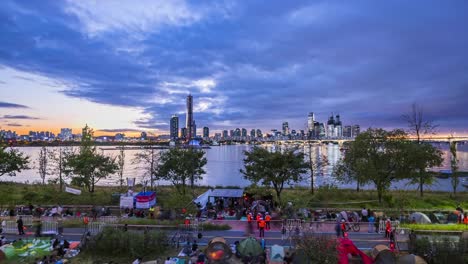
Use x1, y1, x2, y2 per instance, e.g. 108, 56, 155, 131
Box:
270, 244, 284, 262
397, 254, 427, 264
236, 237, 264, 257
409, 212, 431, 224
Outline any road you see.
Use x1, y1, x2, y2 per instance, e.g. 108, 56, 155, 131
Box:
2, 227, 408, 251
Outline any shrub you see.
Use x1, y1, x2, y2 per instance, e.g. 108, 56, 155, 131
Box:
410, 236, 467, 263
85, 227, 168, 259
293, 233, 339, 263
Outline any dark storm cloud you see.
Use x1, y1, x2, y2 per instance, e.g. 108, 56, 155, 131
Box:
1, 115, 40, 120
0, 0, 468, 132
0, 102, 29, 109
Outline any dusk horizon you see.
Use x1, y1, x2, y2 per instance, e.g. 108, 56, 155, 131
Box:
1, 1, 468, 136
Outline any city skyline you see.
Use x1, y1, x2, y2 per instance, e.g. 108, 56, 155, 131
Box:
1, 1, 468, 136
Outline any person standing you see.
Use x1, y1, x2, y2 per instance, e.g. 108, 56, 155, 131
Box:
17, 216, 24, 235
385, 218, 392, 238
368, 214, 375, 233
265, 212, 271, 230
361, 208, 368, 222
259, 218, 266, 238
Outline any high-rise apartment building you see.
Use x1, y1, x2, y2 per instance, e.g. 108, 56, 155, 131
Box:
170, 114, 179, 140
223, 130, 228, 138
60, 128, 72, 141
185, 94, 193, 140
343, 126, 352, 138
256, 129, 262, 138
250, 129, 256, 138
352, 125, 360, 138
203, 127, 209, 138
241, 128, 247, 138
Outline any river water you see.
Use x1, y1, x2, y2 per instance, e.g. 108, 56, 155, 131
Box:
4, 143, 468, 192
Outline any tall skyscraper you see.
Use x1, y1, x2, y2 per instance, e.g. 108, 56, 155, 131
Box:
181, 127, 187, 139
241, 128, 247, 138
192, 120, 197, 138
282, 122, 290, 136
223, 130, 228, 138
60, 128, 72, 141
327, 115, 335, 138
170, 114, 179, 140
203, 127, 209, 138
186, 94, 193, 140
335, 114, 343, 138
307, 112, 315, 132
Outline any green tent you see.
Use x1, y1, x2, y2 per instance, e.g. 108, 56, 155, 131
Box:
236, 237, 264, 257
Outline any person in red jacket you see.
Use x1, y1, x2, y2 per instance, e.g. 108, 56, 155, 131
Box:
385, 219, 392, 238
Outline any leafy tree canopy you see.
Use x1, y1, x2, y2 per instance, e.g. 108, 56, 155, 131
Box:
241, 146, 308, 204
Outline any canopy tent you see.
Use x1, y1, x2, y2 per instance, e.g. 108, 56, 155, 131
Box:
135, 191, 156, 209
193, 189, 212, 210
409, 212, 431, 224
209, 189, 244, 198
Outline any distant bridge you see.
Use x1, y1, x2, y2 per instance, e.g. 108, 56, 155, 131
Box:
262, 136, 468, 146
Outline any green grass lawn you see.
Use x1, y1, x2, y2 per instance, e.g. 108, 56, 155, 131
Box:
0, 182, 466, 212
401, 223, 468, 231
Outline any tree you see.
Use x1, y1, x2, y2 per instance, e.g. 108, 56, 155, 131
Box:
116, 144, 125, 189
48, 145, 74, 192
0, 137, 29, 177
133, 148, 159, 189
402, 103, 438, 196
241, 146, 308, 204
304, 141, 328, 194
335, 129, 414, 203
155, 147, 207, 195
406, 142, 443, 193
65, 125, 118, 192
449, 140, 459, 195
37, 146, 49, 185
334, 144, 368, 193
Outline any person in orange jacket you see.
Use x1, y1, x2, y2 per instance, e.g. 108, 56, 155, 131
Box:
265, 212, 271, 230
256, 213, 261, 229
259, 218, 266, 238
246, 213, 253, 235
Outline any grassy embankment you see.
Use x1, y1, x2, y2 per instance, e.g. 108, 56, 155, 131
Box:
0, 182, 466, 212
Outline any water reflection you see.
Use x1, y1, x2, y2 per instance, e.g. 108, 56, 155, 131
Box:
5, 143, 467, 192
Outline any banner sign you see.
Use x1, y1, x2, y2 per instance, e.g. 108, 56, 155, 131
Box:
120, 196, 134, 209
65, 186, 82, 195
127, 178, 136, 187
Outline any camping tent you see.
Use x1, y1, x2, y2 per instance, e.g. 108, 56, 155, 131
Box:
409, 212, 431, 224
135, 191, 156, 209
397, 254, 427, 264
270, 245, 285, 263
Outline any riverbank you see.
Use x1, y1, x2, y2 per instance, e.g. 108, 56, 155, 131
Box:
0, 182, 466, 211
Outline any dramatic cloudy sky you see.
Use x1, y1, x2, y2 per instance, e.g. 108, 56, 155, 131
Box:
1, 0, 467, 136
